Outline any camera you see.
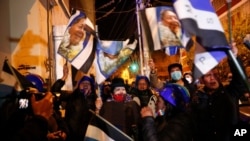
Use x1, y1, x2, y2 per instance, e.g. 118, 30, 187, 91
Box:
18, 89, 46, 110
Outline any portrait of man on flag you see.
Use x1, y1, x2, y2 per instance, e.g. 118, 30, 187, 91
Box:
57, 9, 96, 73
157, 7, 182, 48
58, 10, 89, 61
143, 6, 183, 56
96, 38, 138, 77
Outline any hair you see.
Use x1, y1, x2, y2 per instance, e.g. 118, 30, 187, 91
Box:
160, 8, 175, 20
78, 75, 96, 94
167, 63, 183, 74
135, 75, 150, 87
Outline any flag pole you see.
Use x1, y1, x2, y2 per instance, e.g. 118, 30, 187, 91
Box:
225, 0, 250, 92
136, 0, 144, 75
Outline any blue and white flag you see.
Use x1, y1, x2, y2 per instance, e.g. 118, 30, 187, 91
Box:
0, 60, 17, 99
165, 46, 179, 56
94, 38, 137, 84
58, 10, 138, 84
173, 0, 230, 79
84, 110, 133, 141
0, 60, 35, 96
57, 10, 96, 73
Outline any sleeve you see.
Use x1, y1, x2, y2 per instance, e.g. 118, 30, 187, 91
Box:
12, 116, 49, 141
149, 73, 164, 90
141, 117, 158, 141
228, 57, 249, 98
51, 79, 66, 92
53, 112, 70, 135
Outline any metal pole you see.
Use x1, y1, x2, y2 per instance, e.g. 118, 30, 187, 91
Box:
226, 0, 250, 92
136, 0, 144, 75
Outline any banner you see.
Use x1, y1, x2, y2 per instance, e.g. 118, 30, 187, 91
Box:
95, 38, 137, 84
57, 10, 96, 73
141, 6, 183, 56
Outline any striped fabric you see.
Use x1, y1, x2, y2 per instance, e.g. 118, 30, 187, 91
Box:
84, 110, 133, 141
173, 0, 230, 79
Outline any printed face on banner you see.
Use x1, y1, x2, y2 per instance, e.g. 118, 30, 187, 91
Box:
158, 7, 182, 48
96, 39, 137, 77
58, 17, 88, 62
145, 6, 183, 52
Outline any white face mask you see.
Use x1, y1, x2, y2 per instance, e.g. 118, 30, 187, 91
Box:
185, 77, 192, 84
171, 71, 182, 81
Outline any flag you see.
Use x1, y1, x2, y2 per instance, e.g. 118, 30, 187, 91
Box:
140, 6, 184, 56
0, 59, 35, 95
94, 38, 137, 84
57, 10, 96, 73
84, 110, 133, 141
193, 42, 227, 79
0, 59, 36, 107
0, 60, 17, 97
165, 46, 179, 56
59, 9, 138, 84
173, 0, 230, 79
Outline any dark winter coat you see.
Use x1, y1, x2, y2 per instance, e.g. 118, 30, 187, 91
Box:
64, 89, 97, 141
142, 112, 195, 141
191, 58, 247, 141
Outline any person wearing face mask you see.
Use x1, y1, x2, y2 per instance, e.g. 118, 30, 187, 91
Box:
183, 72, 194, 84
149, 59, 196, 98
96, 77, 141, 141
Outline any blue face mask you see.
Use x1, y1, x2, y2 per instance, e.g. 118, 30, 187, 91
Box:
171, 71, 182, 81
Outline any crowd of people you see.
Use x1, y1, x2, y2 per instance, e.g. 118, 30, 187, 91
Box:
0, 42, 250, 141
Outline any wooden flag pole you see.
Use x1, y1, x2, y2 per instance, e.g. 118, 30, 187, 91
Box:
225, 0, 250, 92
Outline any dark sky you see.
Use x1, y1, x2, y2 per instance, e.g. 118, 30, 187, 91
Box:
95, 0, 137, 40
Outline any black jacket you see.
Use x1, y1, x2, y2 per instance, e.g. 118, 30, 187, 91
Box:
51, 79, 97, 141
64, 89, 97, 141
142, 112, 195, 141
99, 100, 140, 140
191, 58, 247, 141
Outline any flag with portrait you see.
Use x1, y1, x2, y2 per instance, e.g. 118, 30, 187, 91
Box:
140, 6, 185, 56
57, 9, 96, 73
58, 9, 138, 84
94, 38, 137, 84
